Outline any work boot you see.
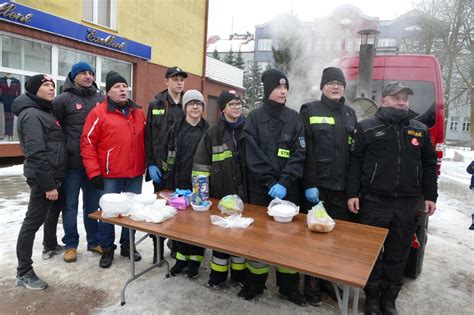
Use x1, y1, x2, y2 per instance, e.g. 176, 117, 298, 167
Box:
279, 288, 307, 306
63, 248, 77, 263
364, 284, 382, 315
16, 269, 48, 290
320, 279, 343, 302
170, 260, 188, 276
99, 248, 114, 268
380, 283, 401, 315
186, 260, 200, 279
42, 245, 64, 260
237, 285, 264, 300
304, 275, 322, 306
120, 245, 142, 262
167, 239, 176, 258
88, 245, 103, 255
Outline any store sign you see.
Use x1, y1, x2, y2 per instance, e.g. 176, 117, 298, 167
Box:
0, 1, 151, 60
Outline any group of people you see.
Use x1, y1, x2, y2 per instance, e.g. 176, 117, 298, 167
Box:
13, 61, 438, 315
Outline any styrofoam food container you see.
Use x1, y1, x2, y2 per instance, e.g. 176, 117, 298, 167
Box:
133, 193, 157, 204
99, 193, 129, 212
268, 204, 298, 223
191, 201, 212, 212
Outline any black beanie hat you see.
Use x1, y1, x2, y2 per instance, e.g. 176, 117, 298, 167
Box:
217, 90, 242, 111
261, 69, 289, 99
25, 74, 55, 95
105, 71, 128, 93
320, 67, 346, 89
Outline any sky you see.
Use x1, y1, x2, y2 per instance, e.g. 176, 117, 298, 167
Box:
208, 0, 415, 37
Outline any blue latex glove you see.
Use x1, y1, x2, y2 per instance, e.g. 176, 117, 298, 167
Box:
268, 183, 287, 199
305, 187, 320, 204
148, 165, 162, 183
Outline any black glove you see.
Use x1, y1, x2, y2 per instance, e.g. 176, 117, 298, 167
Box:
90, 176, 104, 190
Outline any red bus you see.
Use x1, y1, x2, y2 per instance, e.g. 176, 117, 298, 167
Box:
337, 53, 445, 279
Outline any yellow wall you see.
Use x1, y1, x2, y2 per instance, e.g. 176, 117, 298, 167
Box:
16, 0, 207, 76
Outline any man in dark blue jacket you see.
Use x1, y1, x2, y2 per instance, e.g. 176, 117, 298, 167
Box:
347, 81, 438, 315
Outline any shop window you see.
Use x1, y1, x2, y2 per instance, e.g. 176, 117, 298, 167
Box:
345, 39, 353, 51
101, 57, 131, 85
1, 35, 51, 73
58, 48, 96, 77
83, 0, 116, 29
0, 72, 28, 140
462, 117, 470, 132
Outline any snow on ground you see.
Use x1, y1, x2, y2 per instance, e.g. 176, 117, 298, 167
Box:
0, 149, 472, 314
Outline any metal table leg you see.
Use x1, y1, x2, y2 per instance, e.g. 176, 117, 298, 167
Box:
333, 283, 360, 315
120, 229, 169, 306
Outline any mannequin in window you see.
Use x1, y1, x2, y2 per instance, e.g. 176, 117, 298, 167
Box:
0, 73, 21, 138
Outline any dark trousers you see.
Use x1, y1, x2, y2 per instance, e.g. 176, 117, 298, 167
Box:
175, 241, 205, 261
17, 178, 61, 276
360, 193, 418, 286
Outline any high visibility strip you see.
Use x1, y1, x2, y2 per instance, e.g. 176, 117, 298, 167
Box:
152, 109, 165, 115
212, 256, 229, 265
193, 163, 212, 172
211, 262, 229, 272
212, 150, 233, 162
230, 256, 245, 264
212, 144, 229, 154
192, 170, 210, 177
176, 252, 187, 261
246, 262, 269, 275
231, 262, 247, 271
276, 267, 297, 274
277, 148, 290, 158
167, 150, 176, 165
348, 136, 353, 145
309, 116, 335, 125
189, 255, 203, 262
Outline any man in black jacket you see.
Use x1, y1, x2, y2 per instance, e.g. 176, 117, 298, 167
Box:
241, 69, 307, 306
193, 90, 247, 289
53, 62, 104, 263
346, 81, 438, 315
13, 74, 67, 290
300, 67, 357, 305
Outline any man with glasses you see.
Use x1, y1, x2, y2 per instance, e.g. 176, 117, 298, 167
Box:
299, 67, 357, 306
192, 90, 248, 289
346, 81, 437, 315
160, 90, 209, 278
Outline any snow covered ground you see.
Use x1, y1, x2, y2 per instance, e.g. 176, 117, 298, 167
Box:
0, 149, 472, 314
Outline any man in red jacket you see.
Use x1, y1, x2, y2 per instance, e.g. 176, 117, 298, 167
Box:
81, 71, 146, 268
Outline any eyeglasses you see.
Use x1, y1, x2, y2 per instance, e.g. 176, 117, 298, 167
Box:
325, 81, 344, 88
227, 101, 242, 109
187, 100, 204, 107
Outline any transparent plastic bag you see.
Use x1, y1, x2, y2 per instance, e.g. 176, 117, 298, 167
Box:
307, 201, 335, 232
218, 194, 244, 215
210, 214, 254, 228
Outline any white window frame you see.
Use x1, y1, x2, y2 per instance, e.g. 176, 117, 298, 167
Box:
257, 38, 272, 52
462, 117, 470, 132
84, 0, 117, 30
449, 117, 459, 132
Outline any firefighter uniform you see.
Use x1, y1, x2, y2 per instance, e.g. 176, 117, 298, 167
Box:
241, 69, 306, 305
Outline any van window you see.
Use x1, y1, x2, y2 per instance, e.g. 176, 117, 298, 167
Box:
345, 80, 436, 116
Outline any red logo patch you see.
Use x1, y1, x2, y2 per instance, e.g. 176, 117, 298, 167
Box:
55, 120, 61, 127
76, 103, 83, 110
411, 138, 419, 146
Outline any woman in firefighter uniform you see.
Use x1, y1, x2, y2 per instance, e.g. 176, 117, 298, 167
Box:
161, 90, 209, 278
241, 69, 307, 306
192, 90, 248, 289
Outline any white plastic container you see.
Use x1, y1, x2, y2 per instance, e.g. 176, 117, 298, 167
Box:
191, 201, 212, 212
267, 202, 299, 223
133, 193, 157, 204
99, 193, 129, 218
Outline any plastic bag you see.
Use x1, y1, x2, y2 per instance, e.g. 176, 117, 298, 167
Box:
210, 214, 254, 228
218, 194, 244, 215
130, 204, 177, 223
267, 198, 299, 217
306, 201, 335, 232
99, 193, 129, 218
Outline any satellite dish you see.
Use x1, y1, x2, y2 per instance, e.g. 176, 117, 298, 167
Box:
351, 97, 379, 120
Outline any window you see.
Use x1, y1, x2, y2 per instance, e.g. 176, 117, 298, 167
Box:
257, 38, 272, 51
450, 117, 459, 131
83, 0, 116, 29
334, 40, 342, 51
101, 57, 131, 86
58, 48, 96, 77
2, 35, 51, 73
462, 117, 470, 132
378, 38, 397, 47
324, 39, 331, 51
345, 39, 353, 51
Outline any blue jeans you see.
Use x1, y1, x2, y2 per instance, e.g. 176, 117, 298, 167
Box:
61, 168, 101, 250
99, 176, 143, 250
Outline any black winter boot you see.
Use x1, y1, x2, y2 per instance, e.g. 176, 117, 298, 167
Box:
186, 260, 200, 279
304, 275, 322, 306
170, 259, 187, 276
380, 283, 401, 315
120, 245, 142, 262
364, 284, 382, 315
279, 288, 307, 306
99, 248, 114, 268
